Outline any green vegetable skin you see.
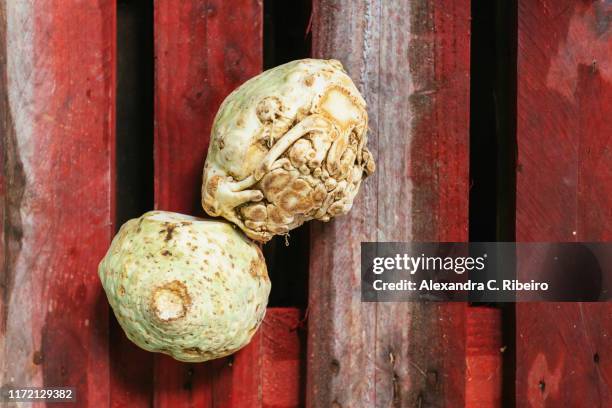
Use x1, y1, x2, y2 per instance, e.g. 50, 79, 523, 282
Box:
99, 211, 270, 362
202, 58, 375, 242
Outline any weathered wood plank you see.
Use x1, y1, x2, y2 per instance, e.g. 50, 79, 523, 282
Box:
516, 0, 612, 406
308, 1, 472, 406
1, 0, 115, 406
153, 1, 264, 406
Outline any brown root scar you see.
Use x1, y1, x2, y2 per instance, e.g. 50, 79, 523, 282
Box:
151, 280, 192, 322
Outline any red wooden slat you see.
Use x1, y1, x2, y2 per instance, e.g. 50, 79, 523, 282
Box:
154, 0, 262, 214
466, 307, 502, 407
516, 0, 612, 406
262, 309, 304, 408
153, 1, 264, 406
210, 333, 263, 407
1, 1, 115, 406
308, 1, 475, 406
110, 316, 154, 408
210, 308, 305, 408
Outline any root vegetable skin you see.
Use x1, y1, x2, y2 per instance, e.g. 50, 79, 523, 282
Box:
202, 59, 375, 242
98, 211, 270, 362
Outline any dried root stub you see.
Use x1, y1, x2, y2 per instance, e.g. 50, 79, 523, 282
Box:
98, 211, 270, 362
202, 59, 375, 242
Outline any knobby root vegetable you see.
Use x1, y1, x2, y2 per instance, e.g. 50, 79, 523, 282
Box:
98, 211, 270, 362
202, 59, 375, 242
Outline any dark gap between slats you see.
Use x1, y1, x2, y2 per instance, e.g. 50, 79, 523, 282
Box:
262, 0, 312, 308
111, 0, 156, 403
470, 1, 497, 243
116, 0, 154, 227
470, 0, 518, 406
496, 1, 518, 406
